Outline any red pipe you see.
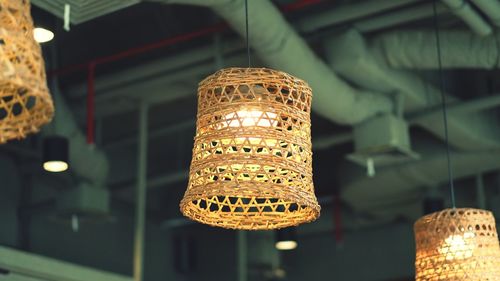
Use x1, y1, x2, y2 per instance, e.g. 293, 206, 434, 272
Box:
333, 193, 344, 244
50, 23, 228, 77
52, 0, 322, 144
87, 62, 96, 145
50, 0, 322, 77
282, 0, 322, 12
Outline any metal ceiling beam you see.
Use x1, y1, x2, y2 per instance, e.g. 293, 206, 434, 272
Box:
31, 0, 141, 24
0, 246, 133, 281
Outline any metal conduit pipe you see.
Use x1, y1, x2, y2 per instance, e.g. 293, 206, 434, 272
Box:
441, 0, 493, 36
470, 0, 500, 27
370, 30, 500, 69
326, 29, 500, 150
150, 0, 393, 125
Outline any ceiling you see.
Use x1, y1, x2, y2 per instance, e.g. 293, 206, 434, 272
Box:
2, 0, 500, 280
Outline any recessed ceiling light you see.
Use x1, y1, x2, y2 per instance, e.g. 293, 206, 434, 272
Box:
33, 27, 54, 43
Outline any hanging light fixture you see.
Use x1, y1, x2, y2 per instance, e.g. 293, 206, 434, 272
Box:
0, 0, 54, 143
43, 136, 69, 172
415, 208, 500, 280
179, 0, 320, 230
413, 2, 500, 279
276, 227, 298, 250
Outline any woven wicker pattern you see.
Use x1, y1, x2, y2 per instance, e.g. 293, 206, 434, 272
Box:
181, 67, 320, 230
0, 0, 53, 143
414, 208, 500, 280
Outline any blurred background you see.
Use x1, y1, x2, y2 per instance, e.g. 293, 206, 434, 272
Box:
2, 0, 500, 280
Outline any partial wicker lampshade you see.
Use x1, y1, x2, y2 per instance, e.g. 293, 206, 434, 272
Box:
0, 0, 54, 143
414, 208, 500, 280
180, 67, 320, 230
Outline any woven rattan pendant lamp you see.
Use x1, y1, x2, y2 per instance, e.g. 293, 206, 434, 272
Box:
413, 2, 500, 280
0, 0, 54, 143
179, 0, 320, 230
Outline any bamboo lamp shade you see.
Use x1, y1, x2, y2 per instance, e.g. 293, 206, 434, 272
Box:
0, 0, 54, 143
180, 68, 320, 230
414, 208, 500, 280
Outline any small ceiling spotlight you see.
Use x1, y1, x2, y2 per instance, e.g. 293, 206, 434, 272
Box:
43, 136, 69, 172
33, 27, 54, 43
275, 227, 298, 251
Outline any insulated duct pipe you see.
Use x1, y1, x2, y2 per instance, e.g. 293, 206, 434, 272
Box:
46, 83, 109, 188
47, 44, 109, 189
149, 0, 393, 125
325, 29, 500, 150
339, 138, 500, 219
441, 0, 493, 36
370, 30, 500, 69
470, 0, 500, 27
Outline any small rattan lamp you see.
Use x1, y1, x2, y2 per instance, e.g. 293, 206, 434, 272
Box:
0, 0, 54, 143
180, 67, 320, 230
413, 3, 500, 280
414, 208, 500, 280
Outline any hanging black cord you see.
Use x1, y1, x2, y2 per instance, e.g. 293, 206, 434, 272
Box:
245, 0, 251, 67
433, 1, 456, 208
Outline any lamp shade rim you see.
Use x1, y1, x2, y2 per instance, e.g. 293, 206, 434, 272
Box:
199, 67, 311, 89
414, 207, 494, 228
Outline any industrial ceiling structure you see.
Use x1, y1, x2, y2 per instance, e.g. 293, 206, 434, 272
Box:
1, 0, 500, 280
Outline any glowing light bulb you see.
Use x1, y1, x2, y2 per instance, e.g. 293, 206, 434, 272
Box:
438, 232, 475, 260
33, 27, 54, 43
225, 110, 277, 128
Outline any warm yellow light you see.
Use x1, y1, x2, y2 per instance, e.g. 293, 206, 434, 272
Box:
275, 240, 298, 250
33, 27, 54, 43
438, 232, 475, 260
43, 160, 68, 172
181, 68, 319, 230
225, 110, 277, 128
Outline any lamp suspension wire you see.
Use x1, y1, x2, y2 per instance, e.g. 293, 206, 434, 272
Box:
433, 0, 456, 208
245, 0, 251, 67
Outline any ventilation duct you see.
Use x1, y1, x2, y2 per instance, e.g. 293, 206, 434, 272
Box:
47, 86, 109, 189
325, 29, 500, 150
150, 0, 393, 125
340, 138, 500, 219
56, 183, 110, 220
347, 114, 419, 168
370, 30, 500, 69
